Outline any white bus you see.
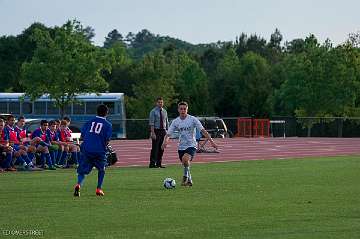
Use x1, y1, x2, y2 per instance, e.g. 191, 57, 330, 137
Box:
0, 93, 126, 139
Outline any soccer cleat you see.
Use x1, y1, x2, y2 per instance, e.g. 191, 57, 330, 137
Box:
96, 188, 104, 196
17, 165, 26, 171
181, 176, 189, 186
24, 165, 33, 171
181, 176, 193, 186
74, 184, 80, 197
5, 167, 17, 172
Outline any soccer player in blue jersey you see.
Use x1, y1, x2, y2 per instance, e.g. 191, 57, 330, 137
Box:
31, 120, 55, 170
0, 118, 15, 171
73, 104, 112, 197
15, 116, 38, 167
46, 120, 63, 167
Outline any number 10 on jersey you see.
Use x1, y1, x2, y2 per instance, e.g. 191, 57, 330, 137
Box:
90, 122, 103, 134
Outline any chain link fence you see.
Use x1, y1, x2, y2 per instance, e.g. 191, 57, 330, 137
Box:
123, 117, 360, 139
271, 116, 360, 138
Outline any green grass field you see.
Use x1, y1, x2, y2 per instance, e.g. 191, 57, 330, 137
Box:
1, 156, 360, 239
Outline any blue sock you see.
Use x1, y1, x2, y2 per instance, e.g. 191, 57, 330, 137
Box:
59, 152, 68, 165
27, 153, 35, 164
16, 155, 25, 165
20, 155, 29, 165
71, 152, 77, 164
45, 153, 53, 167
77, 152, 81, 163
57, 151, 63, 164
50, 151, 56, 165
40, 153, 46, 167
97, 170, 105, 189
4, 153, 13, 168
77, 174, 85, 186
54, 150, 58, 164
56, 150, 62, 162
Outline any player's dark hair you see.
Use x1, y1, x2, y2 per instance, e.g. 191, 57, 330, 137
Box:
55, 119, 60, 124
7, 114, 15, 121
156, 97, 163, 101
40, 120, 48, 126
97, 104, 109, 117
178, 101, 188, 108
49, 120, 56, 126
63, 116, 71, 122
18, 116, 25, 121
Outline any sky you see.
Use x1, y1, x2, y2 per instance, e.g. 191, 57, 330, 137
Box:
1, 0, 359, 46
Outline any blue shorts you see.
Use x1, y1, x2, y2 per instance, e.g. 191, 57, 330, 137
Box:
77, 151, 107, 175
178, 147, 196, 161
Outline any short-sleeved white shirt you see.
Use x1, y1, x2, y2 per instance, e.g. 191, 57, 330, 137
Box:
167, 115, 204, 150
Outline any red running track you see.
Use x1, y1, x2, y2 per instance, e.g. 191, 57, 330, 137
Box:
110, 137, 360, 167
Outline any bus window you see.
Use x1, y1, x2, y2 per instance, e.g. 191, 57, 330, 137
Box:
104, 102, 114, 114
47, 102, 59, 115
118, 102, 124, 117
0, 102, 7, 113
34, 102, 46, 114
85, 102, 98, 114
73, 102, 85, 114
22, 102, 33, 114
9, 102, 20, 114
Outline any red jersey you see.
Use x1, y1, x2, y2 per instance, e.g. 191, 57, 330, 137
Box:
59, 129, 72, 142
15, 125, 27, 143
5, 125, 20, 144
0, 129, 9, 145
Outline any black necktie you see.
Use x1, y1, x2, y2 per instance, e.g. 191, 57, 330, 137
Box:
159, 108, 163, 129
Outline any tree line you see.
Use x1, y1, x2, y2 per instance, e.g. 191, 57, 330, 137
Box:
1, 20, 360, 135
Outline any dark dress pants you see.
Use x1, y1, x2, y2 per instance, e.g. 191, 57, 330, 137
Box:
149, 129, 166, 167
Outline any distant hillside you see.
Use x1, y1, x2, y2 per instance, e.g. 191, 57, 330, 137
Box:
125, 29, 217, 59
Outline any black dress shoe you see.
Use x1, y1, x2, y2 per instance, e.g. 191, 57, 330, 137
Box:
149, 165, 156, 168
158, 165, 166, 168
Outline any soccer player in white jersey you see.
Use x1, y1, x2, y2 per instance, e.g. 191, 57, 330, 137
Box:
162, 101, 218, 186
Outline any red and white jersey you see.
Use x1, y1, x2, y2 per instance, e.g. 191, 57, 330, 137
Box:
59, 129, 72, 142
5, 125, 20, 144
0, 129, 9, 145
31, 128, 48, 142
15, 125, 27, 142
66, 127, 72, 134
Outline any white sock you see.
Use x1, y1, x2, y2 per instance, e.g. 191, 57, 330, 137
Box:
184, 166, 190, 178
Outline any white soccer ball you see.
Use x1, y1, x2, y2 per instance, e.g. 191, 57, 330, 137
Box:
163, 178, 176, 189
